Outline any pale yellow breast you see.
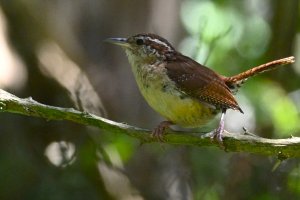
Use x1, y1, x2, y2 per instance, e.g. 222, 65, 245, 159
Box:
127, 55, 217, 128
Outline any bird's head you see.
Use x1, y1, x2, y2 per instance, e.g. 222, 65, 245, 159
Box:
106, 33, 175, 63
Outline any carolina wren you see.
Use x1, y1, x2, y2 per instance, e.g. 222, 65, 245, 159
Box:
106, 33, 294, 142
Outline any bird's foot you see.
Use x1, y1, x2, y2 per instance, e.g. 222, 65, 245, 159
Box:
210, 128, 225, 150
211, 126, 224, 144
210, 110, 226, 148
152, 121, 173, 141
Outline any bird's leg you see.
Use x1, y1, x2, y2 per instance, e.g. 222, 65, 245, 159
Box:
152, 121, 173, 141
212, 109, 226, 144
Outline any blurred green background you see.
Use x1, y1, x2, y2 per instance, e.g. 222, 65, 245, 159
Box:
0, 0, 299, 199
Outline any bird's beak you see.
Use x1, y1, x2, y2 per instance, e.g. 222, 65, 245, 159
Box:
104, 37, 130, 48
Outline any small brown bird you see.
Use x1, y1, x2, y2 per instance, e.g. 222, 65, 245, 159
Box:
106, 33, 294, 142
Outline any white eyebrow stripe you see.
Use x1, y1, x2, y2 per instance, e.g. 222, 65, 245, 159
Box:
146, 37, 172, 51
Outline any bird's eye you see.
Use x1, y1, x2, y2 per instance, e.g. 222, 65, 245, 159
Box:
136, 38, 144, 45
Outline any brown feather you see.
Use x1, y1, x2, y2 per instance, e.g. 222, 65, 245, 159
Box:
166, 53, 243, 113
223, 56, 295, 94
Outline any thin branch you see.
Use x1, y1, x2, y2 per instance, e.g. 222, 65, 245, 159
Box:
0, 89, 300, 158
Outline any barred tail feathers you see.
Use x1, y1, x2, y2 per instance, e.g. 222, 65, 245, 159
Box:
223, 56, 295, 94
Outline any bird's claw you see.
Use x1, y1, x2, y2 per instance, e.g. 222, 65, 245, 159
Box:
151, 121, 172, 142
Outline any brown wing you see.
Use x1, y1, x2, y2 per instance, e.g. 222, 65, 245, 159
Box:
166, 54, 243, 112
